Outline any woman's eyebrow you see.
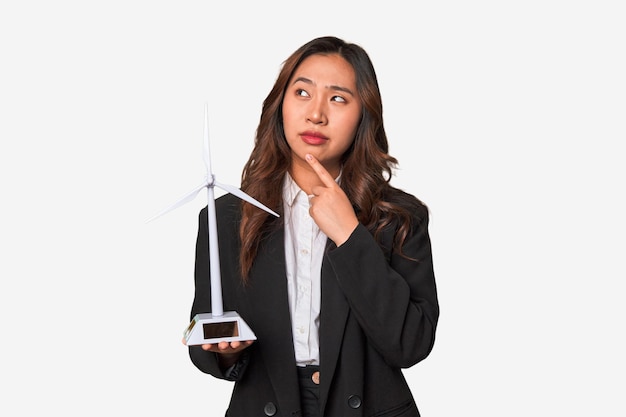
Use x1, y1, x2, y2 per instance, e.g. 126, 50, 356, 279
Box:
292, 77, 355, 97
328, 84, 355, 97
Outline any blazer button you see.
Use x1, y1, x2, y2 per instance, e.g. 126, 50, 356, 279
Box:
347, 395, 362, 409
264, 402, 277, 416
312, 371, 320, 385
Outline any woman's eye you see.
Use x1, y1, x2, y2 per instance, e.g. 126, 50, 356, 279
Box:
331, 95, 346, 103
295, 89, 309, 97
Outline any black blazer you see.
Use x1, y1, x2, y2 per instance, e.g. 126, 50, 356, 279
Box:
189, 193, 439, 417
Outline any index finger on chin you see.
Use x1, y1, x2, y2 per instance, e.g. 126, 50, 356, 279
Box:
305, 154, 335, 187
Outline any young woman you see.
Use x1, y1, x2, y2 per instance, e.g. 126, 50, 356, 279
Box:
187, 36, 439, 417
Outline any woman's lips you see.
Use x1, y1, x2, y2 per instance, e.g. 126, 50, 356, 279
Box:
300, 132, 328, 145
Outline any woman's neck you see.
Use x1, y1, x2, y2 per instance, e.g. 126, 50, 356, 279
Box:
289, 158, 341, 195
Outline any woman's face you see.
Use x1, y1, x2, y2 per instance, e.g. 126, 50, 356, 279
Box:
282, 53, 362, 178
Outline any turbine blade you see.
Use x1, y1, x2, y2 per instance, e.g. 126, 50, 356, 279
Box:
202, 103, 213, 177
215, 181, 280, 217
146, 181, 207, 223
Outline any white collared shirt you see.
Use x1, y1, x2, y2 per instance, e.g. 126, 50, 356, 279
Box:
283, 173, 326, 366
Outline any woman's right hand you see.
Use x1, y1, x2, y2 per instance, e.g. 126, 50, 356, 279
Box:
200, 340, 254, 354
196, 340, 254, 369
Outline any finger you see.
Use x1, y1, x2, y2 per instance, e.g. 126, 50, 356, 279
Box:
305, 154, 336, 188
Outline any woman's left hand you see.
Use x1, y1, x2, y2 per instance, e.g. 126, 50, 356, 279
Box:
305, 153, 359, 246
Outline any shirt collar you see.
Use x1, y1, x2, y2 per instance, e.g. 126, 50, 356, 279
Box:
283, 172, 302, 208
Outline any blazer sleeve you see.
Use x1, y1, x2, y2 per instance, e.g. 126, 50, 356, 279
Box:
325, 204, 439, 368
187, 206, 249, 381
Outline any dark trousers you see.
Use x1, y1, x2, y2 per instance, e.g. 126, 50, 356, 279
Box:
297, 365, 320, 417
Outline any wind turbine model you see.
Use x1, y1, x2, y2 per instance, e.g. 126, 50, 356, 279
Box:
148, 104, 279, 345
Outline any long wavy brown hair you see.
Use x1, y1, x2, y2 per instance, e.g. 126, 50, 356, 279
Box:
239, 36, 423, 280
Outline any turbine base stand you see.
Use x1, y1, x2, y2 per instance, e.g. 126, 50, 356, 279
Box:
183, 311, 257, 346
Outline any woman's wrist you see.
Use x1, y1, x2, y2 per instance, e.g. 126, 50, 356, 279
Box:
217, 352, 241, 370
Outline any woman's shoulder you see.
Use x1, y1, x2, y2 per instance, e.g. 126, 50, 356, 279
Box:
384, 187, 429, 220
198, 194, 242, 219
216, 194, 243, 216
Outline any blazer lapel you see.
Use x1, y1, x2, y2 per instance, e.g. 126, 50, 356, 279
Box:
319, 241, 350, 413
240, 226, 301, 413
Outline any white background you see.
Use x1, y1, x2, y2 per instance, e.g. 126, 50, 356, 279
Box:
1, 1, 624, 416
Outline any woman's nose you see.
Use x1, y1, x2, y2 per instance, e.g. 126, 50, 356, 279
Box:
307, 99, 327, 125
